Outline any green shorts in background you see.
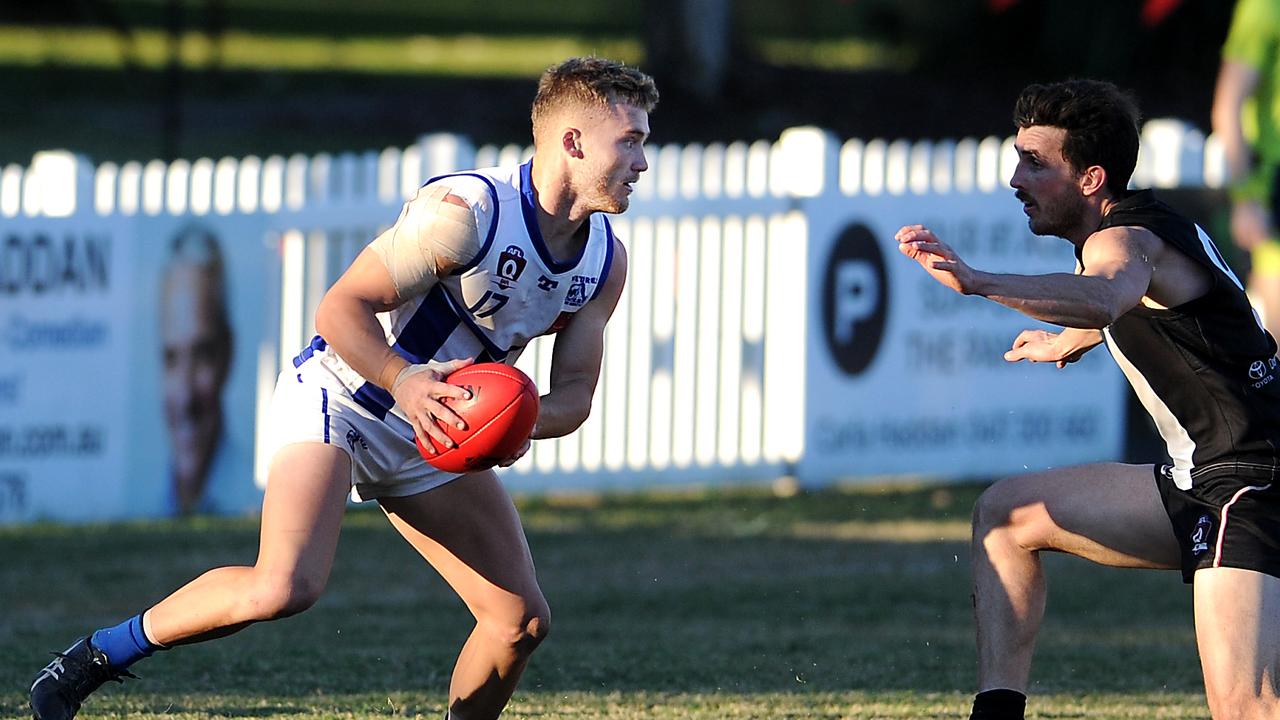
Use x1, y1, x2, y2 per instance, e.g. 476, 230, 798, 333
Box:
1242, 164, 1280, 275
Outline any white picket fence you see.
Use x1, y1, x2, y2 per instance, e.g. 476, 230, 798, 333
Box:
0, 119, 1224, 503
260, 135, 805, 488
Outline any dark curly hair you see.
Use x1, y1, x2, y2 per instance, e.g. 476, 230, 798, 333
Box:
1013, 79, 1141, 196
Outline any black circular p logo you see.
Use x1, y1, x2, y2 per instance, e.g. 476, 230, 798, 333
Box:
822, 222, 888, 376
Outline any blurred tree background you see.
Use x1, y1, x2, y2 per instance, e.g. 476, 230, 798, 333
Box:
0, 0, 1235, 164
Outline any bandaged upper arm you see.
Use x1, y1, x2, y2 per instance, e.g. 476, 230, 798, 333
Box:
369, 179, 492, 298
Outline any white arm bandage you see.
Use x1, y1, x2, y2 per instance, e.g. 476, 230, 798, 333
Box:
391, 362, 437, 396
369, 179, 494, 299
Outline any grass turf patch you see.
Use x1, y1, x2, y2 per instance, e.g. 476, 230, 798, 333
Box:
0, 482, 1204, 718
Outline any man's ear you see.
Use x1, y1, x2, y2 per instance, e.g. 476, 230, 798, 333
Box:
561, 128, 584, 159
1080, 165, 1107, 197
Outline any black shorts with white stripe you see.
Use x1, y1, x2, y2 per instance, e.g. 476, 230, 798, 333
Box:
1154, 460, 1280, 583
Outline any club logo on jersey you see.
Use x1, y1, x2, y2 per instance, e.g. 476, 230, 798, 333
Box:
345, 429, 368, 452
537, 275, 559, 292
1191, 514, 1213, 555
494, 245, 527, 289
565, 275, 597, 307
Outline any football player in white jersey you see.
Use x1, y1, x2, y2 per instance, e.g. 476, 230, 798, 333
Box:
30, 57, 657, 720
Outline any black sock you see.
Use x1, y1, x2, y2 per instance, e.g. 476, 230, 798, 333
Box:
969, 688, 1026, 720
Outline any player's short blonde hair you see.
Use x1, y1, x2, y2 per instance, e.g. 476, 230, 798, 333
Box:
530, 56, 658, 138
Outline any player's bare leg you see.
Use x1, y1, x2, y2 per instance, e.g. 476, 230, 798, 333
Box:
970, 463, 1180, 703
1194, 567, 1280, 719
144, 442, 352, 644
379, 470, 548, 720
30, 443, 352, 720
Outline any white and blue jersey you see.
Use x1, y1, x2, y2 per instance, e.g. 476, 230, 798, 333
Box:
293, 160, 616, 431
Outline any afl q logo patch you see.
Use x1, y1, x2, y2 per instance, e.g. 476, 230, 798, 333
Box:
497, 245, 527, 283
822, 222, 888, 376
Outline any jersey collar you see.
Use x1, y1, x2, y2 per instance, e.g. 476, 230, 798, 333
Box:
520, 159, 591, 275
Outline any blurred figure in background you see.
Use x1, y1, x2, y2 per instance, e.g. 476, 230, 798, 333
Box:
160, 224, 233, 515
1212, 0, 1280, 341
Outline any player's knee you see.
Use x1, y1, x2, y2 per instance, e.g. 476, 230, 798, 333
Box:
1206, 684, 1279, 720
972, 480, 1016, 536
482, 597, 551, 656
245, 572, 325, 620
520, 610, 551, 652
972, 478, 1046, 549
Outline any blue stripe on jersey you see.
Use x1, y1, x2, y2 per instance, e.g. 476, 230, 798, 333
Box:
393, 284, 464, 362
519, 160, 589, 274
438, 289, 509, 362
592, 217, 616, 301
320, 388, 330, 443
293, 335, 328, 368
352, 382, 394, 420
423, 172, 502, 276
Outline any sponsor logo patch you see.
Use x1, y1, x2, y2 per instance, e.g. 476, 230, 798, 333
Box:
1249, 360, 1267, 381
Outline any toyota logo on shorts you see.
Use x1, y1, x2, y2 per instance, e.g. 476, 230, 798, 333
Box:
1250, 360, 1267, 380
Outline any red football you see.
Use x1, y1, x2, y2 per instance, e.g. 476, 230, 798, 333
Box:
414, 362, 540, 473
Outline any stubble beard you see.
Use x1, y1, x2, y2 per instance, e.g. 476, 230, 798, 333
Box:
1027, 193, 1086, 239
593, 175, 627, 214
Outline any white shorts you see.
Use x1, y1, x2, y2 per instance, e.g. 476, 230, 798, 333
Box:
262, 361, 462, 501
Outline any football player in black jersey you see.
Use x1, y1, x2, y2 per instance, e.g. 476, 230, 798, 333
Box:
900, 79, 1280, 720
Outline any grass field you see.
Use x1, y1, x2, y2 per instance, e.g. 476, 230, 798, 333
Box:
0, 482, 1206, 719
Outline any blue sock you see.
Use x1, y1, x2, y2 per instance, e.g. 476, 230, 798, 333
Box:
90, 614, 163, 669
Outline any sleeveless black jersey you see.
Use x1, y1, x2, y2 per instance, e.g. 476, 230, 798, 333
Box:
1094, 190, 1280, 489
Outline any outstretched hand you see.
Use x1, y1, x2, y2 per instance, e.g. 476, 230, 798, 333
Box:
1004, 329, 1099, 368
896, 225, 979, 295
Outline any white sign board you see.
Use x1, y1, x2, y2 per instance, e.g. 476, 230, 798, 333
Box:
800, 191, 1128, 482
0, 219, 134, 522
0, 215, 269, 523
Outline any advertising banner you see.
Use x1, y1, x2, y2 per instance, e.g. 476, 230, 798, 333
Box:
0, 215, 269, 523
0, 218, 134, 522
800, 191, 1128, 482
125, 216, 270, 518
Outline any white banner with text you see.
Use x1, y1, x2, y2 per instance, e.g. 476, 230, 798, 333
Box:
800, 191, 1128, 482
